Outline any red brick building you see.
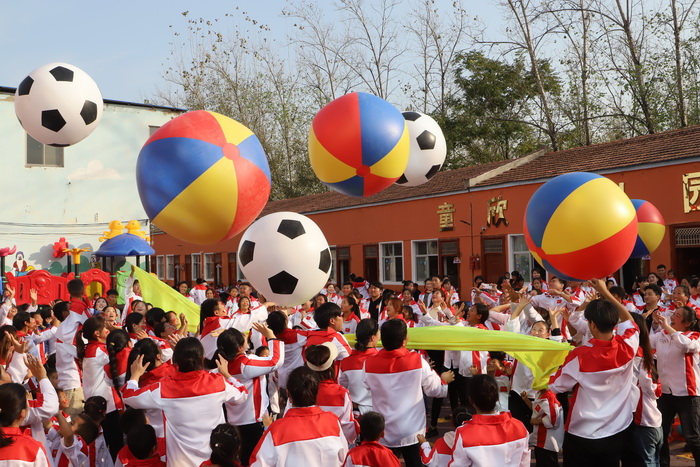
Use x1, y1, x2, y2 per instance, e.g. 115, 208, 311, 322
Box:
151, 125, 700, 294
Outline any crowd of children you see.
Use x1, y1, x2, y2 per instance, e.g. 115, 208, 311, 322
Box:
0, 263, 696, 466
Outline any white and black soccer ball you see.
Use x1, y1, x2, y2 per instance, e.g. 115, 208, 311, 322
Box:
395, 111, 447, 187
238, 212, 332, 307
14, 62, 103, 147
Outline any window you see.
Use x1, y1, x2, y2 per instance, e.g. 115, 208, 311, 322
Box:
237, 262, 247, 281
329, 246, 337, 284
380, 242, 403, 283
509, 234, 533, 282
26, 135, 64, 167
149, 125, 160, 136
204, 253, 215, 282
413, 240, 438, 282
191, 254, 202, 281
156, 255, 165, 280
337, 247, 350, 285
166, 255, 175, 281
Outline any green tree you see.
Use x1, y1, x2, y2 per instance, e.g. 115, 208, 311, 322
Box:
444, 51, 558, 165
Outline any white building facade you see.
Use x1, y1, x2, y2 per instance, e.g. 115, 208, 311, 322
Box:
0, 87, 184, 274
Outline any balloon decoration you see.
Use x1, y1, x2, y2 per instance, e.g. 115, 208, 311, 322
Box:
14, 62, 103, 146
308, 92, 409, 197
238, 212, 331, 307
630, 199, 666, 258
524, 172, 638, 281
137, 110, 271, 245
52, 238, 68, 258
395, 112, 447, 187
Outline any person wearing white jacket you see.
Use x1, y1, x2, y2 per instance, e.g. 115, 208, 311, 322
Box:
122, 337, 248, 467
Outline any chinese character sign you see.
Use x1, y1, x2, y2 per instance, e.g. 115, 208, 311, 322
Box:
437, 202, 455, 231
487, 196, 509, 226
683, 172, 700, 213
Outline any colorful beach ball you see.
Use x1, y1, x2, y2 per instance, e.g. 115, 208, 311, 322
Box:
630, 199, 666, 258
136, 110, 271, 245
523, 172, 638, 281
308, 92, 410, 197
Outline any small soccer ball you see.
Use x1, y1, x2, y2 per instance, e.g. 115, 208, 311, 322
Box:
395, 111, 447, 187
238, 212, 331, 307
14, 62, 103, 147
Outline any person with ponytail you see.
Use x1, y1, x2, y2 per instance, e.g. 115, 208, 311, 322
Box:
103, 329, 132, 459
122, 337, 248, 466
0, 383, 50, 465
651, 305, 700, 466
623, 313, 663, 466
124, 339, 176, 442
214, 324, 283, 466
339, 318, 379, 415
79, 315, 124, 460
201, 423, 242, 467
304, 343, 359, 445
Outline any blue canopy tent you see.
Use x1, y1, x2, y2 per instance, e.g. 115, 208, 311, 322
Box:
95, 234, 155, 276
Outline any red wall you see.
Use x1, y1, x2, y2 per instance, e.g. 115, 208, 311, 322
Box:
152, 161, 700, 293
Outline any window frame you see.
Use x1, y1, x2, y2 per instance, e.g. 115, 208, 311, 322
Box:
191, 253, 202, 281
508, 234, 533, 283
379, 241, 404, 285
204, 253, 215, 282
166, 255, 175, 281
26, 134, 64, 167
412, 239, 439, 283
156, 255, 165, 280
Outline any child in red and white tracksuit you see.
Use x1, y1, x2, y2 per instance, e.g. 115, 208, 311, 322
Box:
529, 389, 563, 467
418, 408, 470, 467
449, 374, 530, 466
344, 412, 399, 467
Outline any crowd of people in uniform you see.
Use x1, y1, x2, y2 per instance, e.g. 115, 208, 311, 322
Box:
0, 263, 698, 467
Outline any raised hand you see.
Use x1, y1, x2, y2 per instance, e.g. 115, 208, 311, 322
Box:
25, 354, 47, 380
129, 354, 150, 381
253, 322, 275, 340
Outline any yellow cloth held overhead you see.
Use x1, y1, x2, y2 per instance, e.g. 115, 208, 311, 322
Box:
132, 265, 200, 333
344, 326, 572, 390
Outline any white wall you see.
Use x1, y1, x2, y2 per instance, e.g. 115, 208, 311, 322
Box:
0, 91, 183, 273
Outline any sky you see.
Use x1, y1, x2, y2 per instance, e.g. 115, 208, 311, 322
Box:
1, 1, 505, 104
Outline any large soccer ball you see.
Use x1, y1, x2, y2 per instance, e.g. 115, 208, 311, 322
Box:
238, 212, 331, 307
14, 63, 103, 146
395, 112, 447, 187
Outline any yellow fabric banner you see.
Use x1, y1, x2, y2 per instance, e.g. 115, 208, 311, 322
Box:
132, 265, 200, 333
345, 326, 572, 390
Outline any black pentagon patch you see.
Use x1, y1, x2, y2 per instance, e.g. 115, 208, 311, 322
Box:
425, 164, 441, 180
17, 76, 34, 96
319, 248, 331, 272
81, 100, 98, 125
277, 219, 305, 239
239, 240, 256, 267
42, 109, 66, 132
402, 111, 421, 121
49, 66, 74, 82
269, 271, 298, 295
395, 174, 408, 184
416, 130, 436, 150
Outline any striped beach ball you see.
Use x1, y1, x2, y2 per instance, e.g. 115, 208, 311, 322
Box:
308, 92, 410, 197
136, 110, 271, 245
523, 172, 638, 281
630, 199, 666, 258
